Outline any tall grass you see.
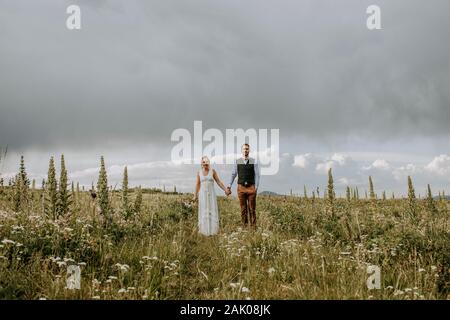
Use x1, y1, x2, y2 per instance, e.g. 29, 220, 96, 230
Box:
0, 188, 448, 300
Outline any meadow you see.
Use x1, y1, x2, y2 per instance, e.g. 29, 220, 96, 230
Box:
0, 184, 449, 300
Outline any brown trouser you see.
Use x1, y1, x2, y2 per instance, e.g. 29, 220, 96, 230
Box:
237, 184, 257, 228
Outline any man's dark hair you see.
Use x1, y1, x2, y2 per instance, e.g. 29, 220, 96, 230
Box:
242, 143, 250, 148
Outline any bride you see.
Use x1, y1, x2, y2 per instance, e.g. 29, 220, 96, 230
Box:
193, 156, 228, 236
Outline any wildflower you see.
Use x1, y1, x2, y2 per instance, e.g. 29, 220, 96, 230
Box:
1, 239, 15, 245
118, 288, 127, 293
431, 266, 437, 271
115, 263, 130, 272
92, 296, 101, 299
418, 268, 426, 273
241, 287, 250, 293
393, 290, 404, 296
268, 267, 276, 274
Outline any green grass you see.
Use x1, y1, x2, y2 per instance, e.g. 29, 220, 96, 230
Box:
0, 190, 449, 300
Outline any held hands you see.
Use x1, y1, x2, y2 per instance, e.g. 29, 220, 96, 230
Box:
225, 187, 232, 196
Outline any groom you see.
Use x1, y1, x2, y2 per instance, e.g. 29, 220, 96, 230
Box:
226, 143, 260, 229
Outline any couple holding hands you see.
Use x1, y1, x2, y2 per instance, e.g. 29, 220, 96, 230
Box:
193, 144, 260, 236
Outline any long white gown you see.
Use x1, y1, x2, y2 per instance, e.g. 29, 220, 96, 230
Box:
198, 169, 220, 236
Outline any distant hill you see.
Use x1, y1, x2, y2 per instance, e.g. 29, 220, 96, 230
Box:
433, 195, 450, 200
259, 190, 280, 196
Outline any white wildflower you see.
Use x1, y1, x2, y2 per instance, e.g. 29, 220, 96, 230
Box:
393, 290, 404, 296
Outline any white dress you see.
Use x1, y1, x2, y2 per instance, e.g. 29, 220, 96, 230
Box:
198, 169, 220, 236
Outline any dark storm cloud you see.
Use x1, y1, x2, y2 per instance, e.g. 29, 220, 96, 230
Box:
1, 0, 450, 152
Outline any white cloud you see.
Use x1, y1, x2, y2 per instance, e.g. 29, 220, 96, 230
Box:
330, 153, 348, 165
67, 160, 192, 189
372, 159, 391, 170
392, 163, 420, 181
292, 153, 314, 169
363, 159, 391, 171
337, 177, 350, 186
315, 153, 352, 174
315, 161, 335, 174
292, 152, 352, 173
425, 154, 450, 176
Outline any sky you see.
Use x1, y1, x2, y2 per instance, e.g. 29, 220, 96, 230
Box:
1, 0, 450, 196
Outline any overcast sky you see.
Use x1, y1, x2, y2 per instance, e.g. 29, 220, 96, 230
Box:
1, 0, 450, 196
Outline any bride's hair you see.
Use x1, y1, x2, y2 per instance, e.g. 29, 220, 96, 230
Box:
201, 156, 210, 167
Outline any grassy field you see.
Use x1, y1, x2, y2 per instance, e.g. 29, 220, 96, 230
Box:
0, 189, 449, 300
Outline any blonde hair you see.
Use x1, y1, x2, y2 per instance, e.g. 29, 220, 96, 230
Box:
201, 156, 210, 168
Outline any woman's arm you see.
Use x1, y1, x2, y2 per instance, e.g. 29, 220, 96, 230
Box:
194, 172, 201, 201
212, 169, 227, 193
